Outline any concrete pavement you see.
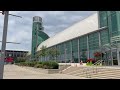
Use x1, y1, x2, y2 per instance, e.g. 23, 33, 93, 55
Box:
3, 64, 87, 79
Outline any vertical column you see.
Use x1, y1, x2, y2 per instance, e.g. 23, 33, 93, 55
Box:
5, 50, 7, 58
64, 43, 66, 63
97, 11, 100, 28
70, 41, 72, 61
87, 35, 89, 59
98, 31, 102, 61
19, 52, 21, 57
13, 51, 14, 57
117, 48, 120, 66
15, 52, 17, 57
98, 31, 101, 48
78, 38, 80, 63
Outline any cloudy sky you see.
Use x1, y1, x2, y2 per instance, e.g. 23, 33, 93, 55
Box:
0, 11, 96, 52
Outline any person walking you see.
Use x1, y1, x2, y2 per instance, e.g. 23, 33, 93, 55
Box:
80, 60, 83, 65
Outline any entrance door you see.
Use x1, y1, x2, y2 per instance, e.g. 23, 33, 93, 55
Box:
112, 49, 118, 65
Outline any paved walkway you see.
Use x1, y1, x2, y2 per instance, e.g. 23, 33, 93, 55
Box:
3, 65, 86, 79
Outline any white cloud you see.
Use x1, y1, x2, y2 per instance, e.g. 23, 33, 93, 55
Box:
0, 11, 96, 51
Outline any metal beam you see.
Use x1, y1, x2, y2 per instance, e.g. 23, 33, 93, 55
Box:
0, 41, 20, 44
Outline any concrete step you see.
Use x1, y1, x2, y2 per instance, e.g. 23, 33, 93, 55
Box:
91, 75, 120, 79
91, 72, 120, 76
66, 69, 120, 78
62, 66, 120, 79
66, 67, 87, 74
75, 73, 120, 79
62, 67, 80, 74
67, 67, 120, 75
71, 70, 120, 77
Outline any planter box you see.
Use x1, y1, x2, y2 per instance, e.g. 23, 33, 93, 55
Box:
32, 68, 59, 74
47, 69, 59, 74
18, 65, 59, 74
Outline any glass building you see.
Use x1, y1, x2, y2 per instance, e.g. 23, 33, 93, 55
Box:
36, 11, 120, 66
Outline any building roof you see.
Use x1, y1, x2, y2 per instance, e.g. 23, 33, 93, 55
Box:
37, 13, 98, 51
26, 51, 31, 56
0, 49, 29, 52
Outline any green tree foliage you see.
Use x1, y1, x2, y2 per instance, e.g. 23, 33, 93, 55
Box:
36, 45, 47, 60
47, 48, 60, 60
40, 45, 47, 57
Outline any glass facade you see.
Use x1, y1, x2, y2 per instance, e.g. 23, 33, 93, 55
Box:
110, 11, 118, 37
99, 11, 108, 28
58, 43, 65, 61
100, 29, 109, 46
36, 11, 120, 65
79, 36, 87, 62
65, 41, 71, 61
72, 39, 78, 62
88, 32, 99, 58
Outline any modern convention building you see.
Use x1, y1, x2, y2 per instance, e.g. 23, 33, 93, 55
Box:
33, 11, 120, 66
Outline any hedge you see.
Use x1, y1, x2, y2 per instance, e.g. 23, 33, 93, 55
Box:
15, 61, 59, 69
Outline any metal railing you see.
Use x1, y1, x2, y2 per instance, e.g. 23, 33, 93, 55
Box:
83, 60, 103, 78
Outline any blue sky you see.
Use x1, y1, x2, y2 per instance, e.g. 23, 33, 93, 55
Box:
0, 11, 96, 51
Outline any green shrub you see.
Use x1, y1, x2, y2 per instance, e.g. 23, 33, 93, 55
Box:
49, 61, 58, 69
43, 65, 50, 69
38, 62, 43, 64
28, 62, 35, 67
42, 61, 50, 66
15, 57, 26, 63
34, 64, 43, 68
89, 61, 92, 66
15, 60, 59, 69
19, 62, 28, 66
15, 63, 20, 66
42, 61, 59, 69
86, 61, 93, 66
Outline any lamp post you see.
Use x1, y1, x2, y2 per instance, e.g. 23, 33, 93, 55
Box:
0, 11, 22, 79
0, 11, 9, 79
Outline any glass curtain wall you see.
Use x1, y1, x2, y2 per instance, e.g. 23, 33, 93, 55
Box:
64, 41, 71, 62
59, 43, 65, 62
72, 39, 78, 63
79, 36, 87, 63
88, 32, 99, 59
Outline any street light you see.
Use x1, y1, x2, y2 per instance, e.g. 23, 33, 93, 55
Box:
0, 11, 22, 79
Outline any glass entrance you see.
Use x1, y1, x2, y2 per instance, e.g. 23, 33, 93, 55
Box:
102, 50, 112, 66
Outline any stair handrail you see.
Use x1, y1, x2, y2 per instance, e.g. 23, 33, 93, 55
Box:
89, 60, 103, 78
93, 60, 103, 66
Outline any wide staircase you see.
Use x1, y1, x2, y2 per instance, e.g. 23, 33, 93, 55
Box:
61, 60, 120, 79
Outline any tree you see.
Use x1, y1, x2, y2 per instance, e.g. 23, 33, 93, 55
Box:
47, 48, 60, 61
37, 45, 47, 61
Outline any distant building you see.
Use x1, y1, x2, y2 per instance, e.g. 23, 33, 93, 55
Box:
0, 50, 28, 60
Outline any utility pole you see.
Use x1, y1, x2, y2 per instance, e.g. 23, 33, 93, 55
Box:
0, 11, 22, 79
0, 11, 9, 79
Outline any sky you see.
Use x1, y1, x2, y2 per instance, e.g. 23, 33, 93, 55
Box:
0, 11, 96, 52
